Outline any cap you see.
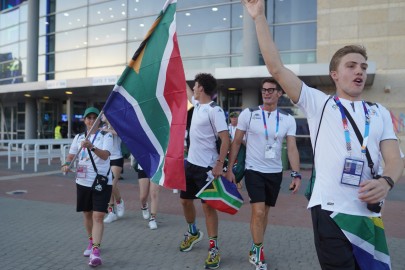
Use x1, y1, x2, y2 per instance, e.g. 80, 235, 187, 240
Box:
83, 107, 100, 118
229, 111, 239, 118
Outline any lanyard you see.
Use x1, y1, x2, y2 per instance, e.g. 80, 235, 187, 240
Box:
260, 106, 279, 143
81, 130, 100, 160
333, 96, 370, 156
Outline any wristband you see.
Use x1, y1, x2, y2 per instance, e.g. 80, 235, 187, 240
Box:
290, 170, 301, 179
62, 161, 71, 167
381, 176, 394, 190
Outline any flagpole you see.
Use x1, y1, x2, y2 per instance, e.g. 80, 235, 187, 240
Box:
64, 111, 104, 174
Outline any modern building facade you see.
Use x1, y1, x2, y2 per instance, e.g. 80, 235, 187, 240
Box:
1, 0, 404, 165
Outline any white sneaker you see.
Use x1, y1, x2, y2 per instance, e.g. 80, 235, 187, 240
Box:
141, 203, 150, 220
116, 199, 125, 218
149, 218, 157, 230
83, 241, 93, 257
103, 212, 117, 223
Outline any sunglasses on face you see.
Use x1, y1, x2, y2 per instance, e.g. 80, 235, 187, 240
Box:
261, 87, 277, 94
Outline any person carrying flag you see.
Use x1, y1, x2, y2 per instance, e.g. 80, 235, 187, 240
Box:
179, 73, 230, 269
226, 78, 301, 270
241, 1, 404, 269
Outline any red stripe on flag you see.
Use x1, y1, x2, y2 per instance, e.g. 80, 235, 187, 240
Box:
162, 32, 187, 190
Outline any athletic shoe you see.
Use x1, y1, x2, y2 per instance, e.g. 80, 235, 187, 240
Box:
179, 231, 204, 252
255, 261, 267, 270
83, 240, 93, 257
204, 247, 220, 269
116, 199, 125, 218
141, 203, 150, 220
88, 248, 102, 267
103, 212, 117, 223
148, 218, 158, 230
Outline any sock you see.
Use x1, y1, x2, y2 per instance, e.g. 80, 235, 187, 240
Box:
150, 213, 156, 220
88, 235, 93, 242
252, 243, 265, 262
209, 236, 218, 249
188, 223, 198, 235
92, 243, 101, 250
108, 203, 114, 213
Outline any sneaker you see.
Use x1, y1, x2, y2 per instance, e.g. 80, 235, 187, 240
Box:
83, 241, 93, 257
255, 261, 267, 270
88, 248, 102, 267
116, 199, 125, 218
103, 212, 117, 223
149, 218, 158, 230
249, 250, 257, 266
205, 247, 220, 269
141, 203, 150, 220
179, 230, 204, 252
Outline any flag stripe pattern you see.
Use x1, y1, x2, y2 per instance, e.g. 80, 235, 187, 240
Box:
197, 176, 244, 215
103, 0, 187, 190
331, 212, 391, 269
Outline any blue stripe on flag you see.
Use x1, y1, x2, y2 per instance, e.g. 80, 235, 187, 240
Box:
352, 245, 390, 270
104, 91, 160, 176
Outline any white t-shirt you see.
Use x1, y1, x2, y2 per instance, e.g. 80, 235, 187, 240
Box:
228, 124, 237, 142
237, 106, 296, 173
187, 98, 228, 168
69, 131, 113, 187
109, 133, 123, 160
296, 83, 397, 217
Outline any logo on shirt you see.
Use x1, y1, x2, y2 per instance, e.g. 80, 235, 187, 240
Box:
332, 104, 338, 110
368, 108, 379, 117
252, 113, 261, 120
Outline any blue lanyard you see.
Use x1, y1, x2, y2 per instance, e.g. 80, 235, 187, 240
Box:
260, 106, 279, 142
333, 96, 370, 156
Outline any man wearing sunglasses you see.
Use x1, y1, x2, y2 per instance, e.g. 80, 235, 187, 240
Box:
226, 78, 301, 270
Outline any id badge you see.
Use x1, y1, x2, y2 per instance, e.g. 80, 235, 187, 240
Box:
340, 157, 364, 187
76, 165, 87, 179
265, 144, 276, 159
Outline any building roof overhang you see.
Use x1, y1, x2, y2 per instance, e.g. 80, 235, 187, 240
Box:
0, 63, 376, 100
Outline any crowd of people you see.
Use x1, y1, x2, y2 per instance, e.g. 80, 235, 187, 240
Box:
60, 1, 404, 269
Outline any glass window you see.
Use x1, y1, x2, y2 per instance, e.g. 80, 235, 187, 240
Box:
19, 41, 26, 58
38, 36, 46, 55
231, 56, 242, 67
54, 49, 86, 71
19, 22, 27, 40
89, 0, 127, 26
55, 0, 86, 12
275, 23, 316, 51
39, 0, 46, 17
55, 69, 86, 80
39, 17, 49, 36
0, 7, 19, 29
177, 5, 231, 34
280, 51, 316, 65
0, 43, 18, 57
182, 57, 230, 70
231, 29, 242, 54
87, 44, 126, 68
0, 26, 19, 45
88, 21, 126, 46
38, 55, 46, 75
128, 0, 166, 18
19, 2, 27, 22
273, 0, 317, 23
127, 41, 142, 59
177, 0, 229, 9
231, 3, 243, 28
55, 28, 87, 52
55, 7, 87, 32
127, 16, 156, 42
87, 66, 125, 77
178, 32, 230, 58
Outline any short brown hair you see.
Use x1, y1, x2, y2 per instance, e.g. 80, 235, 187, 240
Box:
329, 45, 368, 72
261, 78, 284, 94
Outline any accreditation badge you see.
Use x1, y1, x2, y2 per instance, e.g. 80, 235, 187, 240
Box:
341, 157, 364, 187
76, 165, 87, 179
265, 144, 276, 159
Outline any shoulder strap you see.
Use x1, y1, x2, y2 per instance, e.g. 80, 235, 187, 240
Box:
342, 106, 375, 177
207, 104, 218, 140
87, 148, 98, 173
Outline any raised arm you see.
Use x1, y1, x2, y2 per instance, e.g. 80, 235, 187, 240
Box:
242, 0, 302, 103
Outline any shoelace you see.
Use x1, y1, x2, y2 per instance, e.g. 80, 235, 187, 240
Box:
208, 248, 218, 261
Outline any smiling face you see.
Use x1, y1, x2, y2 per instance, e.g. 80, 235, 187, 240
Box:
261, 81, 282, 107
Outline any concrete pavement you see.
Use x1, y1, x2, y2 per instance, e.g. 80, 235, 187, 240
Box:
0, 157, 404, 270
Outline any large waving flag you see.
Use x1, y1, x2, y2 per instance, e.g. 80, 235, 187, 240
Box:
331, 212, 391, 269
103, 0, 186, 190
196, 174, 244, 215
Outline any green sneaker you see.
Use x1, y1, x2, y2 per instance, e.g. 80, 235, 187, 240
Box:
205, 247, 220, 269
180, 231, 204, 252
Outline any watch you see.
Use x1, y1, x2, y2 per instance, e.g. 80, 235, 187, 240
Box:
91, 146, 97, 152
381, 176, 394, 190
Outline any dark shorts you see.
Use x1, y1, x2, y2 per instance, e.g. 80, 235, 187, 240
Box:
244, 169, 283, 206
311, 206, 360, 270
76, 184, 112, 213
138, 169, 148, 179
180, 161, 211, 200
110, 158, 124, 167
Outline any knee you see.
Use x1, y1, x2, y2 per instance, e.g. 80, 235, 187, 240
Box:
93, 212, 105, 223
